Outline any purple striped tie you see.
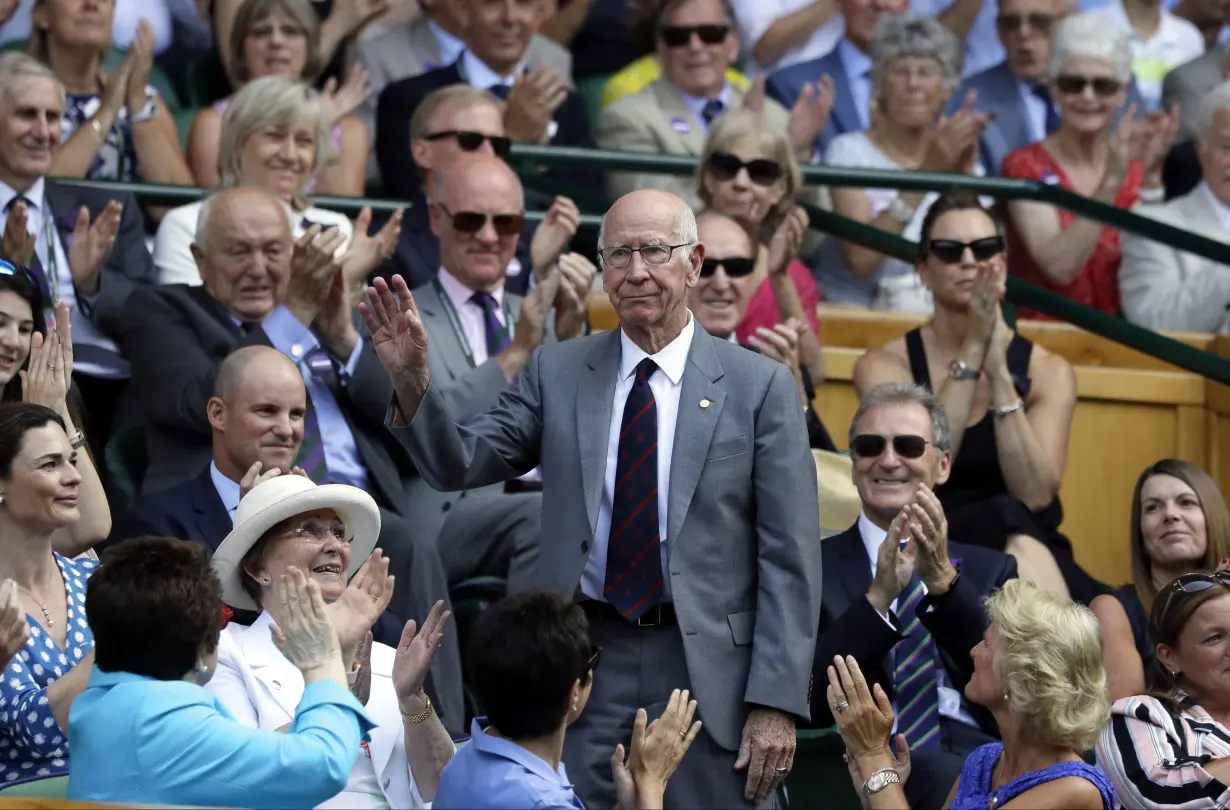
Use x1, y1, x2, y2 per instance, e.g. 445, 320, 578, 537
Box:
471, 292, 511, 357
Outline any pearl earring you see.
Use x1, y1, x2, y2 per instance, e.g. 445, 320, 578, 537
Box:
1002, 691, 1010, 703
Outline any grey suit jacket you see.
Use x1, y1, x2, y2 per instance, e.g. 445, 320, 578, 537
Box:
1164, 42, 1228, 141
391, 326, 822, 750
355, 22, 573, 180
1120, 186, 1230, 333
406, 280, 527, 544
597, 79, 791, 209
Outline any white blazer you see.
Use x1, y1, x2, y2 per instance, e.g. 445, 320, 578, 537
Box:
206, 612, 426, 809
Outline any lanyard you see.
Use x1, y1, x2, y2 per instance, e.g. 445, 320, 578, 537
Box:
40, 195, 59, 306
431, 279, 516, 369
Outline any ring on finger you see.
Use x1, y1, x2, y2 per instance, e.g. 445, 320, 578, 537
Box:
835, 699, 850, 713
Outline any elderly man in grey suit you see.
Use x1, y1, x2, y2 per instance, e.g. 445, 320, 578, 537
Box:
1163, 40, 1229, 141
410, 151, 594, 589
360, 188, 822, 808
598, 0, 831, 209
1120, 81, 1230, 332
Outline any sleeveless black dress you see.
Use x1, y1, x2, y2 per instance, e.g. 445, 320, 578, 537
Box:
905, 328, 1110, 605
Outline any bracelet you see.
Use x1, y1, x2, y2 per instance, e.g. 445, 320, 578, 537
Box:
991, 398, 1024, 418
88, 119, 105, 138
400, 694, 434, 724
68, 430, 86, 450
887, 196, 916, 225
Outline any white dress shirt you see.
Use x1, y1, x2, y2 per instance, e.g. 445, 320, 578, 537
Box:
581, 314, 696, 603
434, 266, 509, 367
428, 18, 466, 67
857, 511, 980, 728
210, 461, 242, 519
730, 0, 845, 75
0, 177, 125, 378
1203, 182, 1230, 237
837, 39, 874, 132
678, 83, 734, 135
1099, 0, 1205, 109
1015, 79, 1050, 144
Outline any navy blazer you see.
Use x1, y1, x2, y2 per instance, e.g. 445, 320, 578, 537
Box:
375, 60, 595, 201
766, 45, 859, 155
809, 521, 1017, 733
955, 61, 1147, 175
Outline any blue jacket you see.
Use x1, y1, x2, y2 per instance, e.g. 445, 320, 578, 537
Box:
67, 668, 375, 808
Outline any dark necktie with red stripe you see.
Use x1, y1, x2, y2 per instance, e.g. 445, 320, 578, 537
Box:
604, 358, 662, 620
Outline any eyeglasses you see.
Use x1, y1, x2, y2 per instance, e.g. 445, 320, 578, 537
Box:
850, 434, 931, 459
925, 236, 1005, 263
587, 645, 603, 673
599, 243, 693, 269
659, 24, 729, 47
700, 257, 756, 278
995, 12, 1058, 32
706, 152, 783, 186
275, 518, 352, 545
423, 130, 512, 158
1156, 571, 1230, 627
436, 203, 525, 237
1054, 75, 1123, 96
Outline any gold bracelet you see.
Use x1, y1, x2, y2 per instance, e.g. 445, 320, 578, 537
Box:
400, 694, 433, 724
88, 119, 104, 138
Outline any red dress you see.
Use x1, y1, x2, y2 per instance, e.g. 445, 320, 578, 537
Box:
1000, 142, 1142, 319
735, 259, 822, 343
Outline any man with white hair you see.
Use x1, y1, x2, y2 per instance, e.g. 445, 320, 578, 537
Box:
1119, 80, 1230, 332
363, 187, 822, 808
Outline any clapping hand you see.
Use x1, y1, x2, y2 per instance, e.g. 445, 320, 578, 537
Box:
323, 550, 394, 655
827, 656, 895, 759
788, 75, 835, 159
268, 567, 344, 676
503, 66, 569, 144
392, 600, 451, 713
743, 76, 766, 113
68, 202, 122, 297
0, 579, 28, 670
322, 65, 372, 125
360, 275, 430, 390
906, 484, 957, 594
1, 199, 34, 267
747, 319, 805, 377
766, 206, 809, 277
341, 206, 403, 288
124, 20, 155, 114
1141, 104, 1179, 183
612, 689, 703, 809
237, 461, 308, 501
923, 91, 989, 174
20, 302, 72, 415
866, 510, 916, 615
554, 252, 596, 340
530, 196, 580, 281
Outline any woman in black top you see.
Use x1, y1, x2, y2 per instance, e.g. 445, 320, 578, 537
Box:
853, 190, 1109, 605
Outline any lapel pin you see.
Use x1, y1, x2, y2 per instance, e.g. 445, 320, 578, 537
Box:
271, 680, 281, 690
700, 399, 710, 408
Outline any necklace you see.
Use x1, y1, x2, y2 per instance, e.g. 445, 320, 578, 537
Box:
17, 584, 54, 629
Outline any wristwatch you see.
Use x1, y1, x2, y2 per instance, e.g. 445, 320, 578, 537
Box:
887, 196, 916, 225
948, 358, 980, 380
129, 94, 158, 124
863, 768, 902, 797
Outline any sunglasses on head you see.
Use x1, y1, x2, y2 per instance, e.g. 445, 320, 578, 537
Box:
850, 434, 931, 460
926, 236, 1005, 263
1054, 75, 1122, 96
995, 12, 1057, 32
659, 24, 729, 47
436, 203, 524, 237
700, 257, 756, 278
423, 130, 512, 158
587, 645, 603, 673
1156, 571, 1230, 627
0, 258, 36, 284
706, 152, 783, 186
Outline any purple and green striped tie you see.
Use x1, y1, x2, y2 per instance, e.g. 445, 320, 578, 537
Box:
471, 292, 511, 358
893, 572, 941, 750
294, 392, 328, 484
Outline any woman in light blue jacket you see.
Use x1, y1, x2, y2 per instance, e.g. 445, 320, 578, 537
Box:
67, 537, 386, 808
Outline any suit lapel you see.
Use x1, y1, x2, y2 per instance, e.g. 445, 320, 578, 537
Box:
577, 331, 620, 538
666, 329, 724, 548
41, 181, 75, 261
189, 468, 233, 552
650, 80, 708, 155
1182, 187, 1229, 243
824, 525, 873, 617
988, 66, 1031, 155
239, 613, 303, 720
828, 57, 862, 137
415, 282, 472, 381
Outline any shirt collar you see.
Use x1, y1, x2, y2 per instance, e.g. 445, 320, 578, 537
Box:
461, 49, 523, 88
210, 461, 242, 517
618, 312, 695, 385
1202, 182, 1230, 235
436, 266, 505, 310
857, 510, 888, 571
466, 718, 573, 787
428, 18, 466, 65
677, 82, 732, 119
838, 38, 872, 80
0, 175, 45, 212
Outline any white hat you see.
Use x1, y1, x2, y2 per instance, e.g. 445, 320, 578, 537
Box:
212, 475, 381, 611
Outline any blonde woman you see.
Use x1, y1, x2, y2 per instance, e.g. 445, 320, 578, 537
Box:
829, 579, 1116, 809
154, 75, 399, 289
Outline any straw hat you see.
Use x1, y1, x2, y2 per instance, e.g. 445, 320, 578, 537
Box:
212, 475, 381, 611
814, 450, 863, 534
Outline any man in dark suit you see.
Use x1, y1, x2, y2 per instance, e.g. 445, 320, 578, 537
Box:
0, 53, 156, 453
119, 187, 464, 733
815, 382, 1016, 807
371, 83, 580, 296
375, 0, 594, 202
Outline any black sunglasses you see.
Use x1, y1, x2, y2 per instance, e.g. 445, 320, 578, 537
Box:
707, 152, 783, 186
995, 12, 1058, 32
659, 24, 729, 47
926, 236, 1005, 263
1157, 571, 1230, 627
700, 257, 756, 278
0, 258, 36, 284
423, 129, 512, 158
850, 434, 931, 460
587, 645, 603, 673
436, 203, 524, 237
1054, 75, 1123, 96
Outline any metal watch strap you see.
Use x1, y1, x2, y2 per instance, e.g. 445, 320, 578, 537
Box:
862, 768, 901, 797
992, 398, 1025, 418
948, 359, 979, 380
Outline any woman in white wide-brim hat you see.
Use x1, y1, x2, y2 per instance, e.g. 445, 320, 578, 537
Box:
207, 474, 456, 809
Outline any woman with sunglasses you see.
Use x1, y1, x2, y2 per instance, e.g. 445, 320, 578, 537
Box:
818, 16, 989, 313
154, 75, 399, 288
1001, 12, 1176, 319
695, 108, 826, 390
1095, 565, 1230, 809
854, 190, 1112, 605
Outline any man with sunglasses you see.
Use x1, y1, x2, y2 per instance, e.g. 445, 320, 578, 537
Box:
367, 187, 821, 809
598, 0, 830, 208
812, 382, 1017, 807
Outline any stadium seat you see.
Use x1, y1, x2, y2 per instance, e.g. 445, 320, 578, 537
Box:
0, 774, 68, 799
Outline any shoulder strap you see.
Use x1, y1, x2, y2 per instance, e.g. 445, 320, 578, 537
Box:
904, 328, 932, 390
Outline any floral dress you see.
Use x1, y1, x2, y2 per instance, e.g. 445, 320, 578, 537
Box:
59, 86, 157, 183
0, 554, 98, 787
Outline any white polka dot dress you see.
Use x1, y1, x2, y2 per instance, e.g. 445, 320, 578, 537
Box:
0, 554, 97, 787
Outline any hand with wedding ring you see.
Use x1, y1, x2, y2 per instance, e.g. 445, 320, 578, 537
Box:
826, 655, 895, 761
611, 688, 702, 809
20, 302, 73, 415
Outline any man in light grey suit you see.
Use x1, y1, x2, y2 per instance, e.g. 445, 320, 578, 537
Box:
360, 188, 822, 809
1163, 39, 1228, 140
1121, 81, 1230, 332
410, 152, 594, 589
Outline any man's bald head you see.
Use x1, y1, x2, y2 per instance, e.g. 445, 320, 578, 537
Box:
207, 345, 307, 482
192, 187, 292, 324
430, 153, 525, 292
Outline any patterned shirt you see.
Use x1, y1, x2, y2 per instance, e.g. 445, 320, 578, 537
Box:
0, 554, 98, 787
60, 86, 156, 183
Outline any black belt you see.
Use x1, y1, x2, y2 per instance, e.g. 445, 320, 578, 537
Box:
578, 599, 677, 627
